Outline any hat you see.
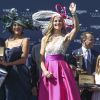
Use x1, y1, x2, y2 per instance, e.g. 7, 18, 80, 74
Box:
14, 19, 27, 28
0, 8, 34, 33
32, 10, 73, 34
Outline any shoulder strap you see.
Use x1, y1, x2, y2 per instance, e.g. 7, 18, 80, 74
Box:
20, 38, 24, 47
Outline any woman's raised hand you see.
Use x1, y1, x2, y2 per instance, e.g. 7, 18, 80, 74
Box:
69, 2, 76, 14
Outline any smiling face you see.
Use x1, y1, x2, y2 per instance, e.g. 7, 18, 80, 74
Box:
12, 22, 23, 35
53, 16, 65, 31
45, 15, 65, 37
84, 34, 94, 49
82, 33, 94, 49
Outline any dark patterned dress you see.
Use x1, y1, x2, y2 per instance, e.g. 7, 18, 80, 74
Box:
4, 46, 33, 100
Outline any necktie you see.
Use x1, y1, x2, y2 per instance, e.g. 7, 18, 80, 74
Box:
86, 50, 91, 74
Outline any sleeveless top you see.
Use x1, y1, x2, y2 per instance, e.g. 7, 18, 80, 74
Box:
4, 38, 32, 100
5, 39, 23, 62
95, 73, 100, 84
45, 35, 70, 56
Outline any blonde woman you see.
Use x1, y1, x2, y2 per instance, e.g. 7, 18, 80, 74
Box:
92, 55, 100, 100
38, 2, 80, 100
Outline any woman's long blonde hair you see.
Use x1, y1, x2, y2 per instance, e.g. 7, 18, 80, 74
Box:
95, 55, 100, 74
44, 15, 66, 46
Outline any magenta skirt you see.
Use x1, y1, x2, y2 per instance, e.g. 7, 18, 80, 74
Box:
38, 54, 80, 100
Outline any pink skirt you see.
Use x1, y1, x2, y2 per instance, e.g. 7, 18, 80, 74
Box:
38, 54, 81, 100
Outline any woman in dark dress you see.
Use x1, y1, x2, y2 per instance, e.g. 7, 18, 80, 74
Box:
0, 19, 33, 100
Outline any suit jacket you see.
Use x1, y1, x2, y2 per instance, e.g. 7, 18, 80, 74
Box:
30, 43, 41, 88
68, 47, 99, 74
31, 43, 41, 67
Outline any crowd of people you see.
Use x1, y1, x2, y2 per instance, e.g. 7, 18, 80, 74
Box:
0, 2, 100, 100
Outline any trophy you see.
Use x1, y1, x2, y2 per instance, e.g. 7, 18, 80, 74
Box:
0, 46, 5, 61
76, 52, 83, 68
0, 46, 8, 87
73, 51, 95, 87
73, 51, 84, 73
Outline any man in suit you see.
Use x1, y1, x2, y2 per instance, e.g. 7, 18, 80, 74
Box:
31, 42, 41, 77
30, 42, 41, 100
68, 32, 99, 100
72, 32, 98, 74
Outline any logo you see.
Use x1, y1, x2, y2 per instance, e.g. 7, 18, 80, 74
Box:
90, 9, 100, 17
74, 39, 81, 43
76, 10, 87, 14
90, 25, 100, 30
79, 24, 87, 31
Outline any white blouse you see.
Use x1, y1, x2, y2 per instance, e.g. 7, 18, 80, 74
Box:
45, 35, 70, 56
